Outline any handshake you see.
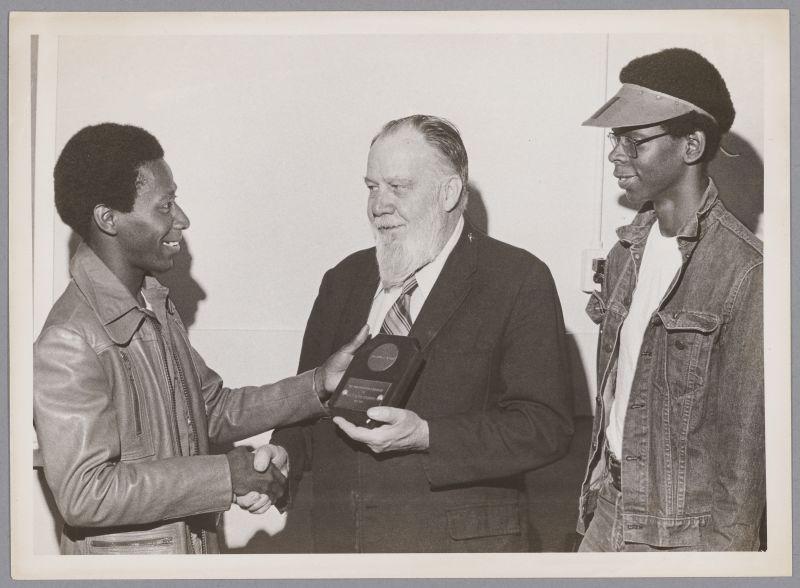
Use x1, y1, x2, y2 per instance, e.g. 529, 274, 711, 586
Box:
223, 324, 372, 515
225, 444, 290, 515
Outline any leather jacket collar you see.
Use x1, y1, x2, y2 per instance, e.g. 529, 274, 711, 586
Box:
70, 242, 171, 345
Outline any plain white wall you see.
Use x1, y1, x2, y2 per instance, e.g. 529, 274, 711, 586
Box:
32, 31, 764, 553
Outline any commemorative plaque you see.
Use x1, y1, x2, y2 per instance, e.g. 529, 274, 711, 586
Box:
328, 334, 424, 428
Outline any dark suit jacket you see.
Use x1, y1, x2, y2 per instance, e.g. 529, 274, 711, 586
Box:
273, 220, 573, 552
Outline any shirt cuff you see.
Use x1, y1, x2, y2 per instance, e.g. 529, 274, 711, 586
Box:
298, 368, 328, 412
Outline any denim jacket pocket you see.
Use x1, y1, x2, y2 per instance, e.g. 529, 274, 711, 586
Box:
118, 349, 156, 461
658, 310, 721, 396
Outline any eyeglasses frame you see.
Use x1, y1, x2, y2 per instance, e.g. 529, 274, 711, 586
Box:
608, 131, 671, 159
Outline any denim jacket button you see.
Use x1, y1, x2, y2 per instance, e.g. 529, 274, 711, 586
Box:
604, 343, 613, 353
674, 339, 686, 350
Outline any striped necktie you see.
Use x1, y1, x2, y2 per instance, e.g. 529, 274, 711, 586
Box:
380, 275, 419, 336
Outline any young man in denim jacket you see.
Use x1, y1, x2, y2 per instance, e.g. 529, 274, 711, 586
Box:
576, 49, 764, 551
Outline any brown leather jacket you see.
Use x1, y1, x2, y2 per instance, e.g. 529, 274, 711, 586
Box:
34, 243, 325, 554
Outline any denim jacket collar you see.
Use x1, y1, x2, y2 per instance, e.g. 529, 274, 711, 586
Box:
615, 178, 719, 256
70, 242, 171, 345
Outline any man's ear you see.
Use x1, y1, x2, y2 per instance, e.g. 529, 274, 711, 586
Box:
92, 204, 119, 236
440, 175, 463, 213
683, 130, 707, 165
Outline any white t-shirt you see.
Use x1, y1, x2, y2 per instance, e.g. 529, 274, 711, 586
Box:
606, 221, 683, 459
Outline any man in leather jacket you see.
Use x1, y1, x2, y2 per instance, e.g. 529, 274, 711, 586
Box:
34, 123, 367, 554
577, 49, 764, 551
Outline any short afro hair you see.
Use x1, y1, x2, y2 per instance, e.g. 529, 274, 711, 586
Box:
620, 48, 735, 162
54, 123, 164, 241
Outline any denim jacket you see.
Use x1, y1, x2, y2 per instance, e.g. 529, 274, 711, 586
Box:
577, 180, 764, 550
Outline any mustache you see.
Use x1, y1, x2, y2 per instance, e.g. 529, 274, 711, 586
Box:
372, 215, 404, 229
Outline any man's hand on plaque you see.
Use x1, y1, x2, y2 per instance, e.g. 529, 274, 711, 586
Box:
316, 324, 370, 400
333, 406, 429, 453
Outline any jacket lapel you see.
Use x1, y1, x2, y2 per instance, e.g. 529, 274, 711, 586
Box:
410, 220, 478, 353
342, 252, 380, 340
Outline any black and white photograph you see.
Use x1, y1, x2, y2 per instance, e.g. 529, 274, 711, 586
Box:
8, 8, 791, 580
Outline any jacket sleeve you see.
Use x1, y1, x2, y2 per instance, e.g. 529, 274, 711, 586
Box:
707, 262, 765, 550
421, 261, 575, 487
271, 267, 341, 495
33, 326, 233, 528
187, 341, 325, 448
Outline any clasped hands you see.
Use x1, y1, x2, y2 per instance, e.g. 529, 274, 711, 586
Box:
227, 404, 430, 516
226, 444, 289, 514
227, 325, 373, 514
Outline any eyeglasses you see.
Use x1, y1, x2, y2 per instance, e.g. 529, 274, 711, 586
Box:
608, 131, 670, 159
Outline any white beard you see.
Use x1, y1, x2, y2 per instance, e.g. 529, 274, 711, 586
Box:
373, 208, 450, 288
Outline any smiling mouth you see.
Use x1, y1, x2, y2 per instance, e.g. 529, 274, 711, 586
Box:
615, 174, 637, 189
373, 221, 405, 231
162, 240, 181, 250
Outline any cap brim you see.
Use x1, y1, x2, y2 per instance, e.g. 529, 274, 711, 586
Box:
582, 83, 705, 128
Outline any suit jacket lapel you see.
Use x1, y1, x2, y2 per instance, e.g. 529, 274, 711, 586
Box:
410, 220, 478, 352
343, 252, 380, 340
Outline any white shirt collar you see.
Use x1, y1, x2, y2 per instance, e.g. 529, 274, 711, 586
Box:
374, 215, 464, 298
367, 216, 465, 334
413, 215, 464, 299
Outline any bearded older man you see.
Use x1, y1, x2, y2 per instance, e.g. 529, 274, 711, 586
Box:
272, 115, 574, 552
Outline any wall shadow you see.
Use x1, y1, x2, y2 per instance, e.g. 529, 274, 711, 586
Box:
221, 529, 276, 554
222, 474, 315, 553
614, 132, 764, 235
524, 333, 591, 552
68, 234, 206, 328
566, 333, 592, 417
525, 416, 592, 552
155, 238, 206, 328
709, 131, 763, 234
464, 181, 488, 234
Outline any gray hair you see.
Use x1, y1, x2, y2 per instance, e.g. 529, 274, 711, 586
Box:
372, 114, 469, 207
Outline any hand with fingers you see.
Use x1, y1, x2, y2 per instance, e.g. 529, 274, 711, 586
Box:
226, 444, 289, 514
313, 324, 370, 401
333, 406, 429, 453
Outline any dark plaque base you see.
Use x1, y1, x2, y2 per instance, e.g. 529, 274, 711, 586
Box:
328, 334, 424, 428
